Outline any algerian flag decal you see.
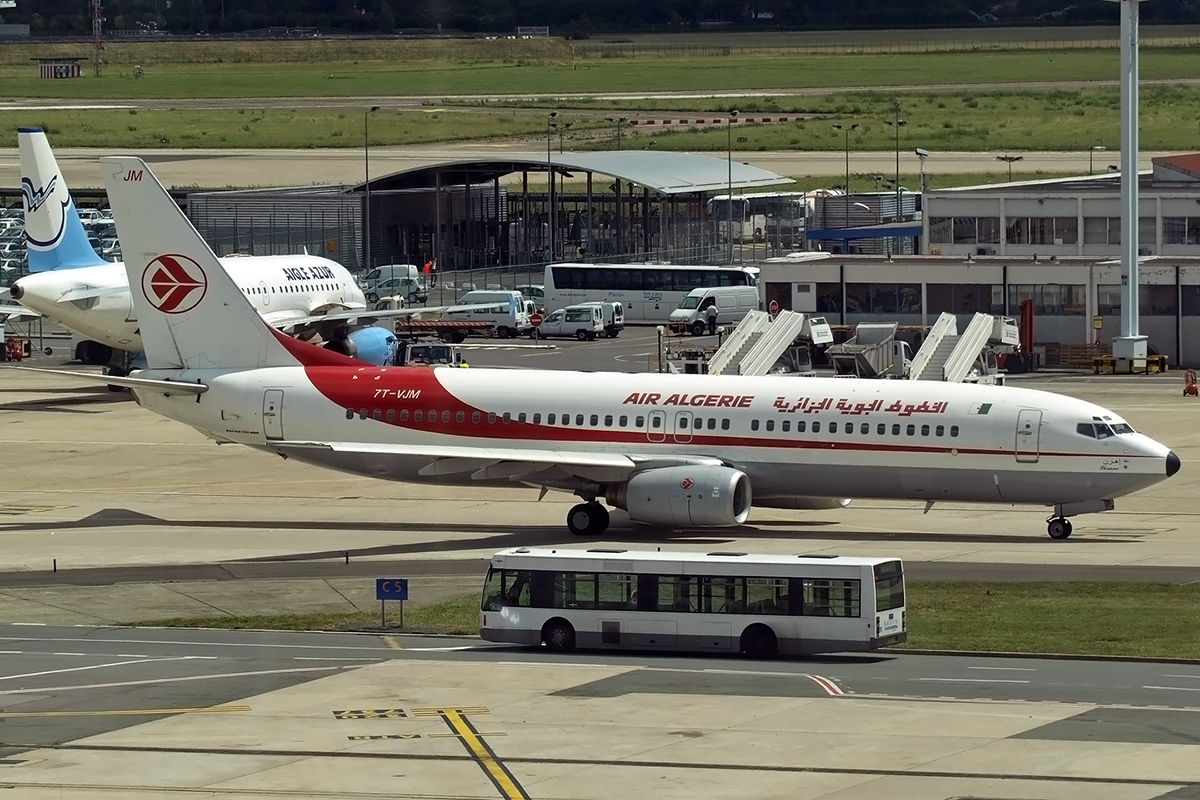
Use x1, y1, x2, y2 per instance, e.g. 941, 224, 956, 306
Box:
968, 402, 992, 415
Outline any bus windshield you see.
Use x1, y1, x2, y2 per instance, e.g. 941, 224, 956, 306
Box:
873, 561, 905, 611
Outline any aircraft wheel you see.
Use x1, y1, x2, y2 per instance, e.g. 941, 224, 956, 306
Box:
1047, 517, 1072, 540
567, 503, 609, 535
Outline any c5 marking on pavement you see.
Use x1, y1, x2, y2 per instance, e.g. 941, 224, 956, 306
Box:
347, 732, 507, 741
333, 709, 409, 719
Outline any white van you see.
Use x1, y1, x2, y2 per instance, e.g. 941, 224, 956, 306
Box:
669, 286, 761, 336
577, 301, 625, 338
361, 264, 419, 294
533, 304, 605, 341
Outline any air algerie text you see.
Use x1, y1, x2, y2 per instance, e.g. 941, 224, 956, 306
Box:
622, 392, 753, 408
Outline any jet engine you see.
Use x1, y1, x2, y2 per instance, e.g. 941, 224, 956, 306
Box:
606, 465, 752, 527
755, 497, 852, 510
323, 325, 397, 366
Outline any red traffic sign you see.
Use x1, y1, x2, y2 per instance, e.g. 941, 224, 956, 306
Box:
530, 313, 544, 327
768, 300, 780, 315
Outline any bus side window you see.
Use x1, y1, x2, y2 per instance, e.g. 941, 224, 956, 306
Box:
503, 570, 533, 608
637, 574, 658, 612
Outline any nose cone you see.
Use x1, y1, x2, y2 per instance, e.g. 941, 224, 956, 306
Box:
1167, 450, 1181, 478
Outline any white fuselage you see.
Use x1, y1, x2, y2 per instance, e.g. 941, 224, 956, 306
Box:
130, 365, 1174, 508
12, 255, 365, 352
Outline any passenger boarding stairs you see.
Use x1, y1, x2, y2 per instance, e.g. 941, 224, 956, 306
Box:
738, 311, 810, 375
909, 313, 1018, 383
709, 311, 833, 376
708, 310, 770, 375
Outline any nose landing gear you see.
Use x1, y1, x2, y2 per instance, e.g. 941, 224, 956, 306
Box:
1046, 516, 1073, 540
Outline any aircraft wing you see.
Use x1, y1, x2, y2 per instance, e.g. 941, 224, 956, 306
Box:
56, 284, 128, 303
275, 307, 415, 337
0, 303, 40, 322
272, 441, 723, 484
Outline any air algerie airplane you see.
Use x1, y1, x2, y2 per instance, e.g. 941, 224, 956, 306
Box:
29, 156, 1180, 540
7, 128, 402, 371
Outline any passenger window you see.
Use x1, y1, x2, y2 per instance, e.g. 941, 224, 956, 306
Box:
812, 421, 821, 433
590, 414, 599, 426
795, 420, 806, 433
472, 411, 480, 424
619, 415, 628, 427
765, 419, 775, 432
708, 418, 716, 430
576, 414, 585, 426
561, 414, 570, 426
414, 410, 423, 421
487, 412, 496, 424
906, 424, 915, 436
502, 412, 511, 424
892, 424, 901, 435
386, 409, 395, 422
401, 409, 410, 421
604, 415, 613, 427
679, 417, 689, 429
860, 423, 869, 434
456, 411, 465, 423
782, 420, 791, 432
649, 416, 659, 429
518, 413, 527, 424
951, 425, 960, 437
751, 419, 760, 431
921, 424, 930, 436
721, 418, 729, 430
441, 411, 450, 423
829, 421, 838, 433
358, 408, 368, 420
935, 424, 944, 437
877, 423, 885, 435
547, 413, 555, 424
692, 417, 701, 429
345, 409, 354, 419
533, 413, 542, 424
638, 416, 647, 427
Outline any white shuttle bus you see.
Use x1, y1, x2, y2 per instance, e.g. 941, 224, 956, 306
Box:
480, 548, 906, 658
544, 263, 759, 323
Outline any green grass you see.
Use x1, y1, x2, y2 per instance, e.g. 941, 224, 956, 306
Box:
134, 583, 1200, 660
131, 594, 480, 635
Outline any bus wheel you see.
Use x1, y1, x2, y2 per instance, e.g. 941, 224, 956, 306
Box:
740, 625, 778, 659
543, 619, 576, 652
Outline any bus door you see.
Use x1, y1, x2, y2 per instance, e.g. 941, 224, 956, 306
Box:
646, 410, 666, 443
1015, 408, 1041, 463
672, 410, 693, 444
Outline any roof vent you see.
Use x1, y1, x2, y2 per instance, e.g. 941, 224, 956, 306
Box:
707, 551, 747, 557
587, 548, 628, 554
798, 553, 838, 559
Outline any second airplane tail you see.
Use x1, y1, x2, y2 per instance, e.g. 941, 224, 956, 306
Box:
19, 128, 108, 273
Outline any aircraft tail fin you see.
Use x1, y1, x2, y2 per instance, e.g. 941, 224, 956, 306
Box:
19, 128, 108, 273
100, 156, 357, 372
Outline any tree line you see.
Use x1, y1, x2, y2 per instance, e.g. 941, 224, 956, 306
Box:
6, 0, 1199, 37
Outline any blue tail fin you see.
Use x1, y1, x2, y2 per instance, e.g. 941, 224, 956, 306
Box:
19, 127, 108, 273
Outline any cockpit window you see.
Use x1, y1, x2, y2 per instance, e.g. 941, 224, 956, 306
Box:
1094, 424, 1114, 439
1076, 423, 1096, 438
1111, 423, 1135, 434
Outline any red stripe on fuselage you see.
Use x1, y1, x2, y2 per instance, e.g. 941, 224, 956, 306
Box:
299, 365, 1139, 462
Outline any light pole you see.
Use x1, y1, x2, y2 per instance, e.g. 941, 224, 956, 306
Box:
363, 105, 380, 272
727, 109, 738, 265
551, 120, 573, 153
996, 153, 1023, 181
833, 123, 860, 230
884, 106, 907, 223
547, 111, 557, 263
1089, 145, 1107, 175
604, 116, 628, 150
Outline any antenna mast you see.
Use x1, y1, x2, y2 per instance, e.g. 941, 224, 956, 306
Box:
91, 0, 103, 77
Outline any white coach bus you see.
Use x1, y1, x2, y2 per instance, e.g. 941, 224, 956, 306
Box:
544, 263, 758, 323
480, 548, 906, 658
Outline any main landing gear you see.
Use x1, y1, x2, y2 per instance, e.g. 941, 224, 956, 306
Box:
1046, 517, 1073, 540
567, 502, 610, 536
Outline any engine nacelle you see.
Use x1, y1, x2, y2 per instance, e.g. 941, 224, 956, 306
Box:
607, 465, 751, 528
755, 497, 852, 510
323, 325, 397, 366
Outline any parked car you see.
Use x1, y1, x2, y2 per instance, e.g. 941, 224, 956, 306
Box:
366, 276, 427, 304
532, 304, 606, 341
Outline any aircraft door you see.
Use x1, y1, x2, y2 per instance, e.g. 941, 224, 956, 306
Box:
646, 410, 666, 443
259, 281, 269, 307
263, 389, 284, 440
1015, 408, 1041, 463
672, 410, 693, 444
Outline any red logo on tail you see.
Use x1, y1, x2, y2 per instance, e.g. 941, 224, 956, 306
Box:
142, 254, 207, 314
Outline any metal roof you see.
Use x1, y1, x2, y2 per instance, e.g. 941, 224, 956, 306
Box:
361, 151, 792, 196
807, 222, 923, 241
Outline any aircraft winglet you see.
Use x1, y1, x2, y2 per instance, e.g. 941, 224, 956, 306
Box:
100, 156, 299, 372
